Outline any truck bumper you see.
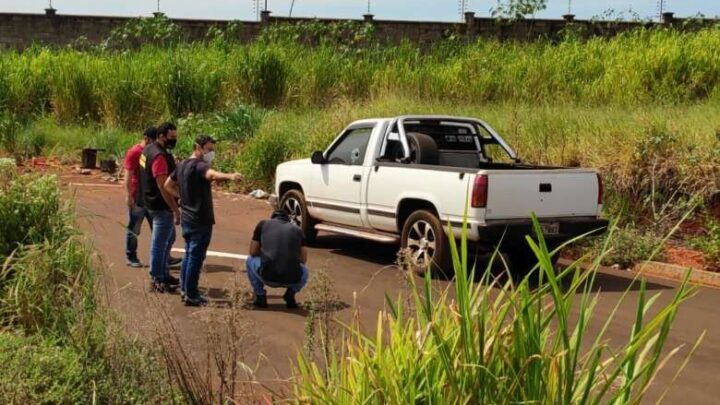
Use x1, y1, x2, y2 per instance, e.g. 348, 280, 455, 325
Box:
477, 217, 609, 245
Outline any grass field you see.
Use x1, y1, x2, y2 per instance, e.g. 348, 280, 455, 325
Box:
0, 24, 719, 264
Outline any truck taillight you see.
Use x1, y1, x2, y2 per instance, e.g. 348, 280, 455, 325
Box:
472, 174, 488, 208
597, 173, 604, 204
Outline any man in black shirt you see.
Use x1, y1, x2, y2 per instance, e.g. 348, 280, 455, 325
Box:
246, 209, 310, 309
164, 135, 242, 306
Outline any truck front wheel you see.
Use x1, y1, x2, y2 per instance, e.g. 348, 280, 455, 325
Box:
401, 210, 452, 279
280, 189, 317, 244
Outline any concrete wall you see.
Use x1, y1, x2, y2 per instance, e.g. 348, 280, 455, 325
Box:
0, 10, 714, 50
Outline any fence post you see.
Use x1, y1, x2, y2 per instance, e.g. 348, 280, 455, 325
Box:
464, 11, 476, 38
261, 10, 272, 25
662, 12, 675, 25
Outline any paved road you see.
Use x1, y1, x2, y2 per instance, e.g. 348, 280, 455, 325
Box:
69, 180, 720, 403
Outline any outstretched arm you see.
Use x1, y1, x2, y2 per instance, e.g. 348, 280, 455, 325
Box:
205, 169, 242, 183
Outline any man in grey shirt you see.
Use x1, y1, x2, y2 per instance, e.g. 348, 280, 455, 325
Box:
246, 209, 309, 308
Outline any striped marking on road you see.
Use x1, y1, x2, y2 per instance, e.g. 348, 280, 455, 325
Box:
171, 248, 248, 261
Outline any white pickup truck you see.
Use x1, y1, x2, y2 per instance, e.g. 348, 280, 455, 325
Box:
272, 115, 608, 276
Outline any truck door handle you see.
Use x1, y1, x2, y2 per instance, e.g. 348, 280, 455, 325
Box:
353, 174, 362, 182
540, 183, 552, 193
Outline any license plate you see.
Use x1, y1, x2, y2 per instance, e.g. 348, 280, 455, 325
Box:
540, 222, 560, 235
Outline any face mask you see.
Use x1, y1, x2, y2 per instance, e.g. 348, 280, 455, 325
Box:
202, 150, 215, 164
165, 138, 177, 150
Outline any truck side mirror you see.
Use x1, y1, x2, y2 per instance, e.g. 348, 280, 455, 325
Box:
311, 151, 326, 164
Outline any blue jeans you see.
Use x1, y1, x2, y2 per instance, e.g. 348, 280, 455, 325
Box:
245, 256, 309, 296
125, 205, 152, 262
180, 224, 213, 299
148, 209, 176, 283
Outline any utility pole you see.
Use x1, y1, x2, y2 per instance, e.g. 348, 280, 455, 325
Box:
657, 0, 666, 21
458, 0, 467, 22
367, 0, 371, 15
157, 0, 160, 13
567, 0, 572, 15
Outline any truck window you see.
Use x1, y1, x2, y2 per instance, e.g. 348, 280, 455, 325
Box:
326, 128, 373, 165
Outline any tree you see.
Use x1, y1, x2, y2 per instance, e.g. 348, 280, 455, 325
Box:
491, 0, 548, 22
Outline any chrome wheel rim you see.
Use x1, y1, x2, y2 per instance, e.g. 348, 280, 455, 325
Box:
284, 197, 303, 228
406, 220, 436, 268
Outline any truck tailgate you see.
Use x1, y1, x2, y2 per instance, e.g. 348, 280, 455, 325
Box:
484, 170, 599, 220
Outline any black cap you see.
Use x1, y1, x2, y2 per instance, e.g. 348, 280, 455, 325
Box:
195, 134, 216, 146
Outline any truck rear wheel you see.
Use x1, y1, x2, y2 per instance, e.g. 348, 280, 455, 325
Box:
401, 210, 452, 279
280, 189, 317, 244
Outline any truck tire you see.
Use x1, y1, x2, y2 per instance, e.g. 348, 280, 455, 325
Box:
401, 210, 452, 278
280, 189, 317, 244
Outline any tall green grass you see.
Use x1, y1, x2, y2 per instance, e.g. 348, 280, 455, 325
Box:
0, 164, 171, 403
1, 28, 720, 128
294, 216, 700, 403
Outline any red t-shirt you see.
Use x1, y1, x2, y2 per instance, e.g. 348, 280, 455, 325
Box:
151, 156, 169, 178
123, 144, 144, 198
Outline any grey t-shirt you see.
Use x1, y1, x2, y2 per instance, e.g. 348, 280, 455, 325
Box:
252, 217, 305, 284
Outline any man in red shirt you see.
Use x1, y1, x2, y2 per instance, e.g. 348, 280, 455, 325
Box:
141, 122, 182, 292
124, 127, 155, 268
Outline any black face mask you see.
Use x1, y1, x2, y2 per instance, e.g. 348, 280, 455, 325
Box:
165, 138, 177, 150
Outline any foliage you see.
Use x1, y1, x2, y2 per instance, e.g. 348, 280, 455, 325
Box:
596, 226, 666, 268
491, 0, 548, 21
294, 217, 697, 403
0, 171, 170, 403
690, 218, 720, 267
101, 14, 183, 50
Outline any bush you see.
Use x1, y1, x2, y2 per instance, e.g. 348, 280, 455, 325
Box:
598, 226, 666, 268
0, 171, 170, 403
691, 218, 720, 268
239, 125, 296, 186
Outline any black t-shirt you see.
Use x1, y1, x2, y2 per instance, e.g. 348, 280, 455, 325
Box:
252, 217, 305, 284
171, 158, 214, 228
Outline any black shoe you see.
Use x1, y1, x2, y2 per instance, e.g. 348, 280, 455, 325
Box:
283, 289, 299, 309
126, 257, 143, 268
253, 295, 268, 308
166, 275, 180, 287
184, 295, 208, 307
168, 256, 183, 268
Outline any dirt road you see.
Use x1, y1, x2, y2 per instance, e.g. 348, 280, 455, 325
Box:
68, 179, 719, 403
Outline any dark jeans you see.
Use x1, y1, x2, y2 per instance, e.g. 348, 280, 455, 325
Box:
148, 209, 176, 283
125, 205, 152, 262
245, 256, 309, 296
180, 223, 213, 299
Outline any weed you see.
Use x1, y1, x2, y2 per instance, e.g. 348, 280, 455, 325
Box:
690, 218, 720, 269
294, 216, 699, 403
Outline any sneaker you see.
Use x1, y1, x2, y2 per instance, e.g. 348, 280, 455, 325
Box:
283, 289, 299, 309
150, 281, 177, 294
126, 258, 143, 268
184, 295, 209, 307
252, 294, 268, 309
166, 275, 180, 287
168, 256, 183, 268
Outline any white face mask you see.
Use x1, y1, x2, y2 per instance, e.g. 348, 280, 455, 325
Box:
202, 150, 215, 164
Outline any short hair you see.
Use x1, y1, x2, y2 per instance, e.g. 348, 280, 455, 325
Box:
157, 122, 177, 137
194, 134, 216, 149
143, 126, 158, 140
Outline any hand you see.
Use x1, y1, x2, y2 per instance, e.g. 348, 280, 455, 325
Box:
230, 173, 243, 182
126, 194, 134, 208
